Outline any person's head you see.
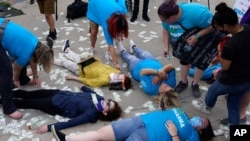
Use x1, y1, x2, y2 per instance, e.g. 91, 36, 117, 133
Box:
212, 2, 239, 34
158, 0, 179, 24
108, 12, 129, 42
159, 89, 181, 109
98, 99, 123, 121
159, 83, 173, 94
189, 116, 215, 140
109, 73, 132, 91
33, 42, 54, 73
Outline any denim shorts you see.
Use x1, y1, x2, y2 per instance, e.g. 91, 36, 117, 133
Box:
111, 116, 149, 141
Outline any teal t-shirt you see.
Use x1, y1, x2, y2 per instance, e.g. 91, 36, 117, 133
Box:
162, 3, 213, 42
0, 18, 38, 67
131, 59, 176, 95
87, 0, 127, 46
140, 108, 200, 141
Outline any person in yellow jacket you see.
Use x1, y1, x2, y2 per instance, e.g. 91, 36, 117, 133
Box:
54, 39, 131, 90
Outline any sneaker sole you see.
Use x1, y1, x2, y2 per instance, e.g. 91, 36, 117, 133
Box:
51, 125, 60, 141
192, 101, 211, 114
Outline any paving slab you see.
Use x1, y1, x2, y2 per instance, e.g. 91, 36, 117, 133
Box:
0, 0, 248, 141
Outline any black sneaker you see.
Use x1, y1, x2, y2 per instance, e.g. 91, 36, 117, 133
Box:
47, 37, 54, 49
174, 81, 188, 93
142, 14, 150, 22
30, 0, 34, 5
61, 39, 70, 53
220, 116, 247, 125
51, 125, 66, 141
46, 29, 57, 41
191, 82, 201, 98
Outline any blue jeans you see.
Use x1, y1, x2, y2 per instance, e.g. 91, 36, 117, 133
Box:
0, 45, 16, 114
121, 46, 154, 71
111, 116, 149, 141
205, 80, 250, 124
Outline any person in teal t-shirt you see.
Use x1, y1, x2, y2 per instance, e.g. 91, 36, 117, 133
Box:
117, 40, 176, 96
87, 0, 129, 70
51, 108, 215, 141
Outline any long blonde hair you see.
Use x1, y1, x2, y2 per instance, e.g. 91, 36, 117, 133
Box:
159, 89, 181, 110
33, 42, 54, 73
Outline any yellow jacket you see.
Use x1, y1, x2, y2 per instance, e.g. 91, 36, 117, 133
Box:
78, 60, 120, 87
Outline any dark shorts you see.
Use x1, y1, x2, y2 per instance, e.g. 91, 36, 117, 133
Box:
37, 0, 55, 14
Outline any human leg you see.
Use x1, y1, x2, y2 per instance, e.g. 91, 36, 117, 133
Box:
44, 0, 57, 40
66, 125, 115, 141
54, 59, 79, 75
220, 92, 250, 125
227, 82, 250, 124
191, 67, 204, 97
121, 50, 141, 71
131, 41, 154, 60
10, 89, 63, 115
89, 21, 99, 54
175, 61, 189, 93
131, 0, 139, 22
12, 89, 59, 99
0, 47, 22, 119
142, 0, 150, 21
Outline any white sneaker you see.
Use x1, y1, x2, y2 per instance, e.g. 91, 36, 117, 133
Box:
89, 48, 95, 55
192, 100, 211, 114
108, 51, 113, 61
129, 39, 135, 54
54, 59, 62, 66
61, 39, 70, 53
116, 41, 126, 52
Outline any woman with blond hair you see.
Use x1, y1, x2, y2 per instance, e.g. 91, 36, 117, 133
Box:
0, 18, 54, 119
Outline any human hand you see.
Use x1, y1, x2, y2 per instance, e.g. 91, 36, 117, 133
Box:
114, 63, 120, 70
186, 35, 198, 46
36, 124, 48, 134
163, 48, 169, 57
33, 77, 41, 87
13, 80, 21, 88
165, 120, 178, 137
152, 75, 161, 84
158, 70, 167, 80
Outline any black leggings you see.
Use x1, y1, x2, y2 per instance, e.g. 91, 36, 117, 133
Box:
10, 89, 63, 115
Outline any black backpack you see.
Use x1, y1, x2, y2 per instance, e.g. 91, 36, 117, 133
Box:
66, 0, 88, 23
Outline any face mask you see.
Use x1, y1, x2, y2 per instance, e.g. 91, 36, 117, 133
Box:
189, 116, 202, 127
97, 100, 104, 112
219, 30, 229, 35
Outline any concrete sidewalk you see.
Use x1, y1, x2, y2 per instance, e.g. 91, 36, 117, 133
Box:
0, 0, 247, 141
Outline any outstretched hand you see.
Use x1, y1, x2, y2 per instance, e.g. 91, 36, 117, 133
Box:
36, 124, 48, 134
165, 120, 178, 137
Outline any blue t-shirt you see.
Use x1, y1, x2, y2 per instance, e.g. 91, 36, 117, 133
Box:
140, 108, 200, 141
87, 0, 127, 46
131, 59, 176, 95
162, 3, 213, 42
0, 18, 39, 67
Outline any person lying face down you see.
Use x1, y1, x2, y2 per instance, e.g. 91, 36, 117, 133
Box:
0, 85, 123, 133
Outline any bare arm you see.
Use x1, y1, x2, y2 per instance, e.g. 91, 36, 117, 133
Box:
13, 62, 22, 87
29, 56, 41, 87
163, 28, 170, 56
161, 64, 175, 73
220, 58, 231, 70
109, 45, 120, 69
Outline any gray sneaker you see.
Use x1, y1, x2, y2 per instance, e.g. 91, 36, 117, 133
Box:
192, 100, 211, 114
192, 82, 201, 98
129, 39, 136, 54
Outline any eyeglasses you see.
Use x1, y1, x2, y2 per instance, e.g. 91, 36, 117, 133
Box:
107, 99, 112, 111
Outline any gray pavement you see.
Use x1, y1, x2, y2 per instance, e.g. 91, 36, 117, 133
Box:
0, 0, 248, 141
